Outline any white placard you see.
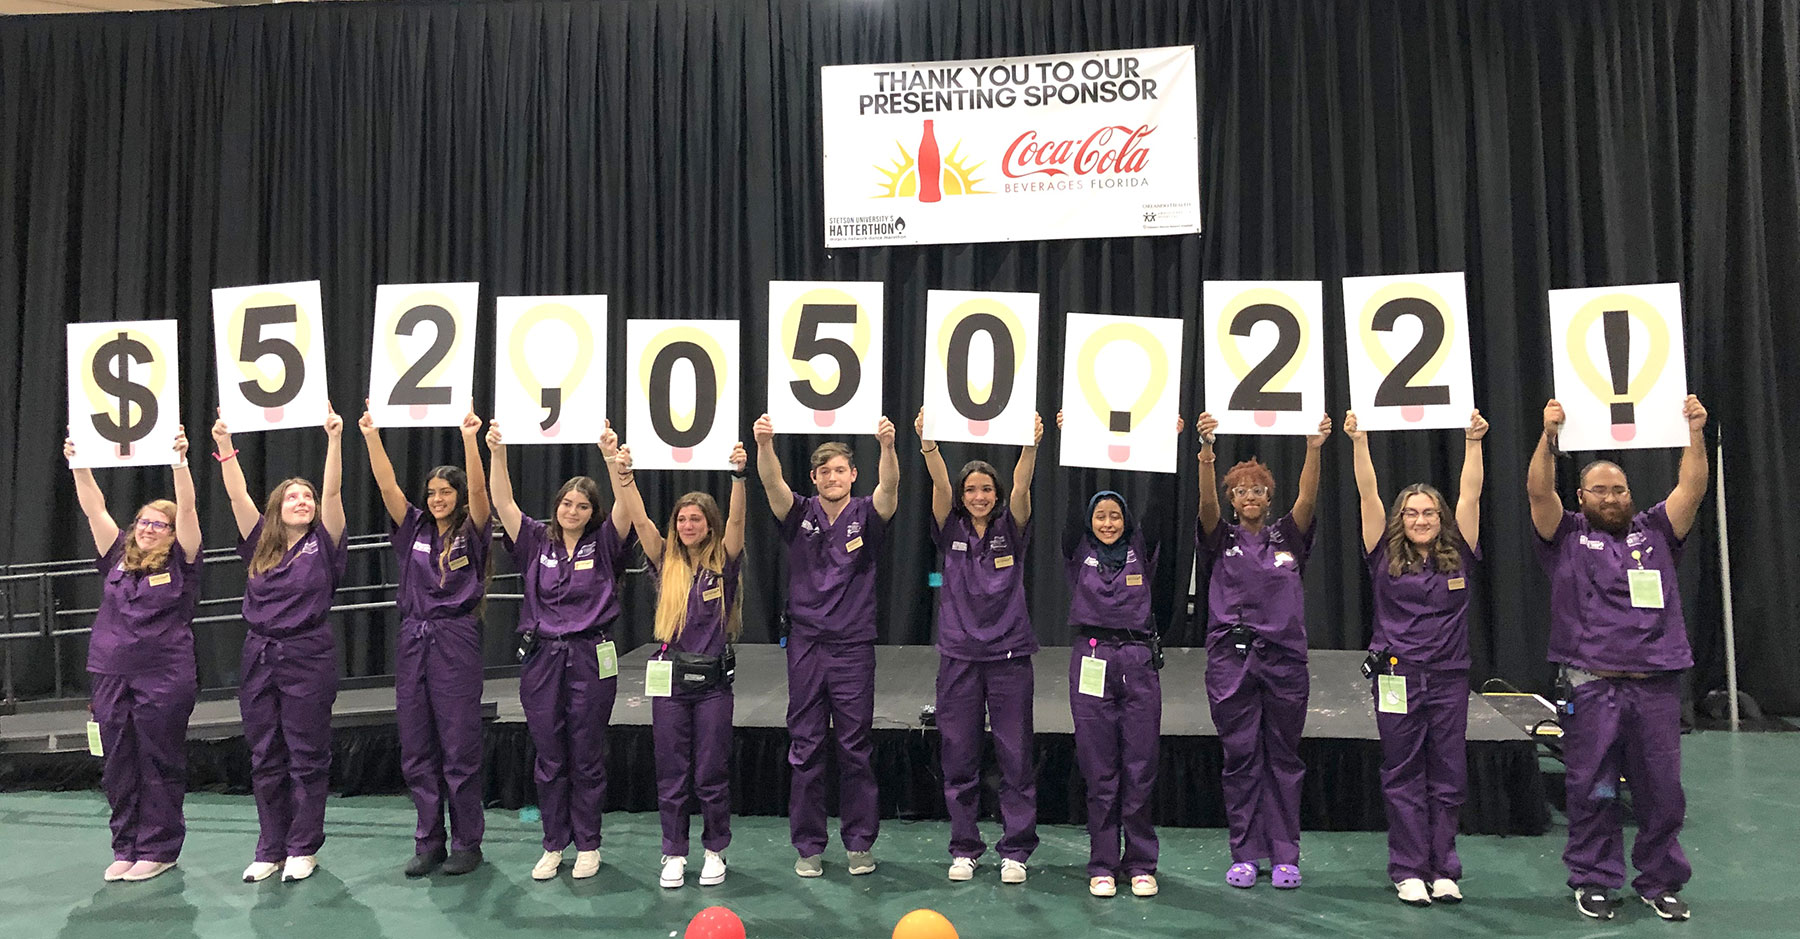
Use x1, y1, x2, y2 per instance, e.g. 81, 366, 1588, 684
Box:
494, 296, 608, 444
66, 320, 182, 469
1058, 313, 1184, 473
1201, 281, 1327, 435
211, 281, 331, 432
766, 281, 885, 433
625, 320, 741, 470
367, 283, 480, 428
821, 46, 1201, 247
1548, 283, 1689, 451
1341, 272, 1475, 431
921, 290, 1040, 446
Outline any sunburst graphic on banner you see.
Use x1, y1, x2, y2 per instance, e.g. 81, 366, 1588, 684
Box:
872, 140, 991, 199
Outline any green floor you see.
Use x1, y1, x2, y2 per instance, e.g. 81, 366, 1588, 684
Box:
3, 732, 1794, 939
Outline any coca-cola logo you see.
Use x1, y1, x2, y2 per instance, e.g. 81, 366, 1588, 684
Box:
1002, 125, 1156, 179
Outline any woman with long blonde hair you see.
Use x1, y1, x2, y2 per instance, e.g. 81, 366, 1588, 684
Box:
613, 440, 747, 889
68, 426, 201, 884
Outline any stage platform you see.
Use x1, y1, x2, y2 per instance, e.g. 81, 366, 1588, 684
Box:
0, 646, 1549, 836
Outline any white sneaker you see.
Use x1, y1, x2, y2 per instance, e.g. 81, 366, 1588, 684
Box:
1131, 874, 1159, 897
571, 850, 601, 880
104, 860, 134, 882
281, 855, 316, 882
845, 850, 876, 876
531, 850, 563, 881
699, 850, 727, 886
1000, 859, 1027, 885
1430, 877, 1463, 903
121, 860, 175, 882
1395, 877, 1432, 907
1089, 875, 1116, 897
659, 855, 686, 888
947, 857, 977, 881
242, 861, 280, 883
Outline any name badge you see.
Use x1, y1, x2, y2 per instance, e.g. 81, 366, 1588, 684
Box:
413, 540, 431, 553
846, 536, 864, 552
1628, 569, 1665, 609
993, 555, 1014, 569
1378, 674, 1408, 714
645, 659, 673, 697
595, 640, 618, 679
448, 555, 469, 571
1125, 574, 1144, 587
147, 572, 173, 587
1078, 655, 1107, 697
1447, 577, 1466, 591
951, 541, 968, 552
574, 559, 595, 571
87, 720, 104, 757
702, 586, 724, 602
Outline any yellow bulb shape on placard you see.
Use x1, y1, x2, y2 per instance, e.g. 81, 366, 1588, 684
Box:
782, 288, 871, 392
1216, 288, 1310, 384
1566, 293, 1670, 442
507, 303, 595, 437
935, 297, 1028, 436
81, 328, 168, 415
1077, 322, 1167, 463
384, 289, 465, 418
227, 290, 315, 386
637, 325, 730, 432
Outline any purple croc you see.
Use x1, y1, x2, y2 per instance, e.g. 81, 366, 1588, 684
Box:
1272, 864, 1302, 889
1226, 862, 1258, 888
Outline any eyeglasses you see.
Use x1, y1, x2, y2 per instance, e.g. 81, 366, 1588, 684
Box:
1401, 508, 1440, 520
1581, 486, 1631, 500
1229, 486, 1270, 499
134, 518, 172, 533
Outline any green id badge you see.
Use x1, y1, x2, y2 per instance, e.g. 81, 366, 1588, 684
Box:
646, 659, 673, 697
86, 720, 104, 757
1377, 674, 1408, 714
1078, 656, 1107, 697
595, 640, 619, 679
1628, 569, 1665, 609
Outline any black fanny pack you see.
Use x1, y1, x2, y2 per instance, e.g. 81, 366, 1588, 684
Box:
673, 647, 736, 691
1228, 625, 1257, 656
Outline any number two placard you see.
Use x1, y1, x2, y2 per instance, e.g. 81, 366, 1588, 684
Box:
367, 283, 480, 428
766, 281, 884, 432
1202, 282, 1327, 435
1341, 273, 1475, 430
212, 281, 331, 432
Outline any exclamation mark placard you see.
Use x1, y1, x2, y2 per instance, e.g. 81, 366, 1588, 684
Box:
1602, 309, 1635, 440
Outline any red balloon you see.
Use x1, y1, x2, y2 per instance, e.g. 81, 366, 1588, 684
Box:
685, 906, 746, 939
893, 908, 958, 939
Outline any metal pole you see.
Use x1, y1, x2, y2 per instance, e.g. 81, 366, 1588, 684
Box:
1715, 432, 1740, 730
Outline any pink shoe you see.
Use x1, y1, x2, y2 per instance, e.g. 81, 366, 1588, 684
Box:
1226, 862, 1258, 888
1271, 864, 1302, 889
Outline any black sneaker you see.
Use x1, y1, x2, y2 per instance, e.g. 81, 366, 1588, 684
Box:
1575, 884, 1621, 920
442, 847, 483, 876
405, 846, 447, 878
1641, 894, 1691, 921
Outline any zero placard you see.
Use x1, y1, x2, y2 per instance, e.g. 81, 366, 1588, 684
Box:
922, 289, 1039, 446
625, 319, 741, 470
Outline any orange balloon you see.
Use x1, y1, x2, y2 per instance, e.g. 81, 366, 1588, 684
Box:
685, 906, 746, 939
893, 908, 958, 939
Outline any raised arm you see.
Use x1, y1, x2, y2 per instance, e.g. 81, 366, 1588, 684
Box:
1663, 395, 1709, 539
724, 443, 748, 561
1010, 412, 1043, 528
319, 406, 347, 544
752, 413, 795, 522
358, 402, 409, 526
484, 421, 524, 542
597, 420, 632, 543
460, 408, 490, 529
614, 446, 662, 560
66, 432, 120, 555
916, 408, 952, 528
1346, 412, 1385, 554
211, 413, 262, 538
1456, 410, 1488, 550
872, 415, 899, 522
171, 426, 201, 562
1197, 412, 1221, 537
1290, 413, 1333, 535
1527, 400, 1565, 541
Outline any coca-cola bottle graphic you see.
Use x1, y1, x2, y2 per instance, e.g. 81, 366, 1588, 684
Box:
917, 119, 943, 203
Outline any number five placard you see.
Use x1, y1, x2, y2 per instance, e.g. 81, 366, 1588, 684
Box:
212, 281, 331, 432
494, 296, 607, 444
766, 281, 884, 432
1341, 273, 1474, 431
66, 320, 182, 469
922, 290, 1039, 446
1202, 281, 1326, 435
367, 283, 480, 428
625, 320, 741, 470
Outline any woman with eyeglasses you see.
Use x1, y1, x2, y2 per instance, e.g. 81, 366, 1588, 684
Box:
68, 426, 202, 883
1347, 409, 1487, 907
1194, 411, 1331, 892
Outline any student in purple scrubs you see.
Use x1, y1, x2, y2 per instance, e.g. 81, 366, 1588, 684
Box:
615, 441, 747, 890
751, 412, 899, 879
916, 408, 1043, 887
214, 407, 348, 884
1348, 409, 1488, 907
486, 418, 636, 882
69, 426, 201, 884
1055, 412, 1183, 899
1528, 396, 1708, 923
361, 405, 492, 877
1195, 411, 1331, 891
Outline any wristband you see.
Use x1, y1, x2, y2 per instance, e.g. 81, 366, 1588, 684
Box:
214, 449, 239, 463
920, 446, 939, 454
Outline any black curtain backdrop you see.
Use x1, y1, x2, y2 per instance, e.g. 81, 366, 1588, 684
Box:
2, 0, 1796, 710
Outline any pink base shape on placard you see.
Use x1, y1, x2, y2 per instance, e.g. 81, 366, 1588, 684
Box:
1109, 444, 1131, 463
409, 404, 429, 421
813, 409, 836, 428
117, 443, 131, 459
264, 406, 284, 424
673, 447, 694, 463
968, 419, 990, 436
540, 422, 562, 438
1402, 405, 1425, 423
1612, 424, 1637, 442
1253, 411, 1277, 428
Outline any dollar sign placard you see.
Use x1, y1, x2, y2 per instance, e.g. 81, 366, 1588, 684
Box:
67, 320, 181, 469
212, 280, 331, 432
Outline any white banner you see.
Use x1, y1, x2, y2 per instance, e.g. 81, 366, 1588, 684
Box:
821, 46, 1201, 247
212, 280, 331, 432
1202, 281, 1327, 436
626, 320, 741, 470
494, 296, 608, 444
766, 281, 885, 433
367, 283, 480, 428
1341, 273, 1475, 431
1059, 313, 1184, 473
1548, 283, 1689, 451
67, 320, 182, 469
922, 290, 1040, 446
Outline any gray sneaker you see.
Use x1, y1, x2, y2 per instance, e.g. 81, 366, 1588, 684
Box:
794, 854, 823, 878
846, 850, 877, 875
